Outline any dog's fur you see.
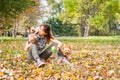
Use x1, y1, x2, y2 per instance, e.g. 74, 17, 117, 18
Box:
45, 44, 72, 63
62, 44, 72, 59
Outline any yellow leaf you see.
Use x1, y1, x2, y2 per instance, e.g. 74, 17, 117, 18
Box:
34, 68, 43, 74
54, 73, 60, 77
71, 58, 76, 62
47, 64, 52, 67
85, 61, 89, 65
71, 75, 76, 80
62, 75, 67, 80
27, 78, 33, 80
45, 70, 52, 77
89, 67, 95, 71
21, 55, 27, 59
87, 77, 93, 80
81, 49, 88, 53
66, 73, 71, 77
18, 76, 24, 80
38, 68, 43, 73
0, 72, 4, 77
103, 63, 106, 67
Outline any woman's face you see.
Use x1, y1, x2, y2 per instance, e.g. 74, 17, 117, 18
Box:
39, 26, 47, 36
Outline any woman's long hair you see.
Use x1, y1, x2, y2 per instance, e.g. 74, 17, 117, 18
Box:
40, 24, 54, 43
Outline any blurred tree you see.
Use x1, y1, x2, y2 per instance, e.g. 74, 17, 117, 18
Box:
0, 0, 39, 37
46, 17, 79, 36
62, 0, 120, 37
45, 0, 78, 36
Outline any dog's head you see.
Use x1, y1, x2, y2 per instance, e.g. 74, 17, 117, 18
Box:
29, 34, 37, 43
63, 45, 71, 56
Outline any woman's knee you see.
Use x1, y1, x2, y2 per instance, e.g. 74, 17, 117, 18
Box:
30, 44, 38, 51
30, 44, 37, 48
39, 50, 52, 60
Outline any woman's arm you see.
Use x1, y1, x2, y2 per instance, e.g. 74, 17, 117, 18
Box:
24, 41, 32, 51
50, 38, 62, 50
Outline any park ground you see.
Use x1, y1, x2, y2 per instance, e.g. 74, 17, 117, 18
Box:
0, 36, 120, 80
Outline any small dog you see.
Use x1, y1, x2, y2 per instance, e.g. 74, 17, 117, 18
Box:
28, 34, 37, 44
62, 44, 72, 59
28, 34, 41, 50
45, 44, 72, 63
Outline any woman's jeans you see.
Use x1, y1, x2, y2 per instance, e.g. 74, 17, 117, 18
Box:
27, 43, 65, 61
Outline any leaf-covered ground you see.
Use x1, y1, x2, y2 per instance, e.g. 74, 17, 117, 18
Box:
0, 39, 120, 80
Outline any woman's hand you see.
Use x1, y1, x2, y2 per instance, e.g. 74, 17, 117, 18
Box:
24, 42, 32, 51
50, 38, 62, 51
57, 46, 60, 51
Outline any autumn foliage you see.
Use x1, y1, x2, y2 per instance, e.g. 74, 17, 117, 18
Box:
0, 37, 120, 80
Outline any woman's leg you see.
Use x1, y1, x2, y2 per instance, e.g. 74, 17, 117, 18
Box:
57, 48, 71, 64
40, 43, 64, 57
27, 49, 34, 61
39, 43, 64, 60
39, 44, 53, 60
39, 43, 71, 64
28, 44, 40, 60
28, 44, 45, 67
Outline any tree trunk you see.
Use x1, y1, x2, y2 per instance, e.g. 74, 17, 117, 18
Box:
80, 25, 85, 37
84, 25, 89, 37
80, 19, 85, 37
12, 27, 18, 37
80, 19, 90, 37
12, 19, 18, 37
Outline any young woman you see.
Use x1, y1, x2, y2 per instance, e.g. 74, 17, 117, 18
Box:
25, 24, 71, 68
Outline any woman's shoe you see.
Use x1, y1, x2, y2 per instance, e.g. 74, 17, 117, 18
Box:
38, 61, 46, 68
36, 58, 46, 68
62, 57, 71, 64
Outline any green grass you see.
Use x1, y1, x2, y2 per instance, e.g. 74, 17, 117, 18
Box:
0, 36, 120, 44
0, 37, 27, 41
58, 36, 120, 44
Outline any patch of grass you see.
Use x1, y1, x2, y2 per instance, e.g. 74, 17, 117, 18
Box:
0, 37, 27, 41
58, 36, 120, 44
0, 36, 120, 44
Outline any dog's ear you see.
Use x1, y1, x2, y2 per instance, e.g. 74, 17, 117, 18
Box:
68, 45, 72, 50
63, 44, 66, 47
